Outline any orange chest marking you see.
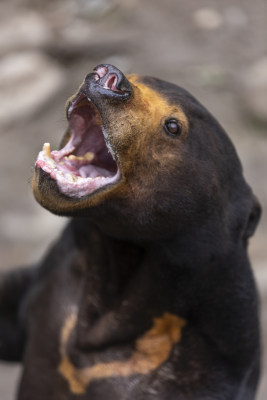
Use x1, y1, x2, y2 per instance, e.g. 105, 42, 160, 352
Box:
58, 312, 186, 395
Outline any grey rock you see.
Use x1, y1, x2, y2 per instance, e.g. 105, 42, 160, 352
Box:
71, 0, 119, 18
241, 57, 267, 123
193, 7, 223, 30
0, 52, 65, 126
0, 11, 52, 54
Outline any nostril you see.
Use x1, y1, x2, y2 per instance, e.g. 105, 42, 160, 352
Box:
107, 75, 116, 90
87, 64, 132, 98
94, 65, 108, 78
104, 74, 120, 92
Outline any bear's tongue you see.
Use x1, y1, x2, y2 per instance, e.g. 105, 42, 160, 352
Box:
35, 97, 120, 198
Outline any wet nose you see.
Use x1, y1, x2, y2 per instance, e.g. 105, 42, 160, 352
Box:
93, 64, 132, 94
92, 64, 132, 96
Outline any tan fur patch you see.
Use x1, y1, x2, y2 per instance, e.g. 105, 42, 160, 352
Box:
58, 312, 186, 395
127, 74, 189, 134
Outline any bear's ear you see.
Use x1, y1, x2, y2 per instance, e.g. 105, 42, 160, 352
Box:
242, 195, 261, 242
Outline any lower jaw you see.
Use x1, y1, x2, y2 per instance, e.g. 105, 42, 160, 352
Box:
33, 168, 123, 217
36, 164, 121, 199
35, 145, 120, 199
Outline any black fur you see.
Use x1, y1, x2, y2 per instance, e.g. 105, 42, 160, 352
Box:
0, 70, 261, 399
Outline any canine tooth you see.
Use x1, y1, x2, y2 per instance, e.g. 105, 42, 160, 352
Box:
43, 143, 51, 157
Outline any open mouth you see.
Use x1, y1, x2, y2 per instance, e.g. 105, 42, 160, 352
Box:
35, 94, 120, 198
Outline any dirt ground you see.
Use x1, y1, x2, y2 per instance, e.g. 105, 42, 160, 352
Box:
0, 0, 266, 398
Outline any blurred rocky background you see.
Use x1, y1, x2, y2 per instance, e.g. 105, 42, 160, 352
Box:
0, 0, 266, 398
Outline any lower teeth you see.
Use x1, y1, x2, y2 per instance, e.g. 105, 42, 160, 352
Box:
42, 142, 102, 183
66, 173, 76, 182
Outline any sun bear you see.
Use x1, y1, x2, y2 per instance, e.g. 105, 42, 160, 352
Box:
0, 64, 261, 399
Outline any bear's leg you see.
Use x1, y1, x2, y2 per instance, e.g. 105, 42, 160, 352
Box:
0, 267, 35, 362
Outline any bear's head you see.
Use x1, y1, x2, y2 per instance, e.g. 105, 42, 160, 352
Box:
33, 64, 260, 247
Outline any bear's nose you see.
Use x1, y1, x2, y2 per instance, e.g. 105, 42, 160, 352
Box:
92, 64, 132, 95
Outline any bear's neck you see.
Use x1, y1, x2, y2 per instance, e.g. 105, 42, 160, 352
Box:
69, 218, 256, 356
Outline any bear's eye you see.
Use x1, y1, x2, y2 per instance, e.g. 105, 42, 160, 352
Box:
164, 119, 182, 137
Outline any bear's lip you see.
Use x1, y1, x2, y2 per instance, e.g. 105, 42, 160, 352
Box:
35, 93, 120, 198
